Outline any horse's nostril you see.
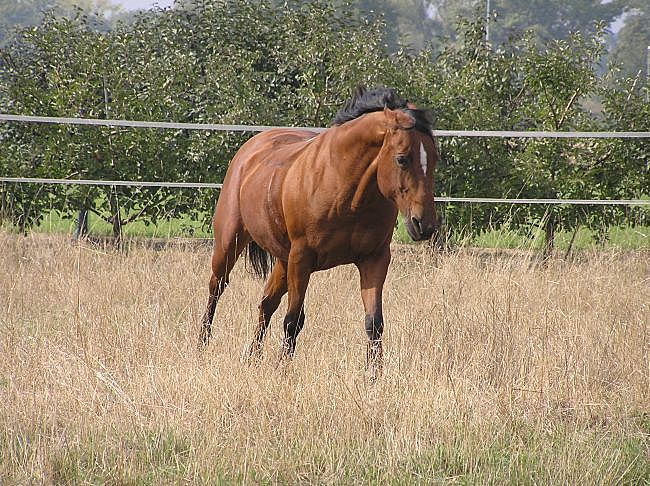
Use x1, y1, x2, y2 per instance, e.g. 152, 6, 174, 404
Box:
411, 217, 422, 235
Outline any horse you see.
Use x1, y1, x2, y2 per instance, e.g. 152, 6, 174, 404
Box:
200, 86, 439, 377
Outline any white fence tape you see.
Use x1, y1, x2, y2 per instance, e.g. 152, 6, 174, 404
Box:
2, 177, 649, 206
431, 129, 650, 139
0, 114, 325, 133
0, 177, 222, 189
1, 113, 649, 138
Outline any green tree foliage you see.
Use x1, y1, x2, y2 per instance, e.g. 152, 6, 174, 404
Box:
398, 16, 646, 249
511, 27, 609, 239
0, 0, 118, 45
0, 13, 108, 232
0, 0, 389, 238
0, 0, 647, 250
597, 74, 650, 229
430, 0, 623, 45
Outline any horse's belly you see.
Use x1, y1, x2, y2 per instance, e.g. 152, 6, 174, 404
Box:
309, 222, 394, 270
244, 215, 290, 261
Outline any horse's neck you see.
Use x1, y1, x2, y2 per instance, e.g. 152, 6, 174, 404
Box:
336, 111, 385, 147
330, 113, 385, 165
328, 115, 388, 210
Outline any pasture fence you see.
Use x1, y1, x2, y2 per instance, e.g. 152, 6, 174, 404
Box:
1, 177, 649, 207
1, 113, 649, 206
1, 113, 649, 138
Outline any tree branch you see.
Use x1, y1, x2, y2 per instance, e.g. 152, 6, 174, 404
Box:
122, 189, 168, 225
541, 82, 559, 129
557, 89, 580, 129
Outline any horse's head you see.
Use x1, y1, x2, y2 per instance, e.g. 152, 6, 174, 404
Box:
376, 108, 439, 241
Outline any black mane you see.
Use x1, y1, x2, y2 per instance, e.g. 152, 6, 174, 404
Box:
332, 86, 407, 125
331, 86, 433, 134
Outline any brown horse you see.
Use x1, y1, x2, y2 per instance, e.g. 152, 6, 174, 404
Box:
200, 87, 439, 375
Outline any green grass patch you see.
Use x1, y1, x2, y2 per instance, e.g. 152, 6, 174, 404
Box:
393, 218, 649, 250
5, 209, 650, 250
471, 224, 650, 251
35, 210, 212, 239
2, 416, 648, 484
48, 431, 197, 485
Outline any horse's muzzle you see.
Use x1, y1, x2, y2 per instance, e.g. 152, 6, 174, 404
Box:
406, 215, 436, 241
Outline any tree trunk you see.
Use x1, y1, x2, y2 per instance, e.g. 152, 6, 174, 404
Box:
563, 224, 580, 260
0, 185, 6, 227
112, 216, 122, 246
542, 214, 555, 262
73, 209, 88, 239
108, 191, 122, 247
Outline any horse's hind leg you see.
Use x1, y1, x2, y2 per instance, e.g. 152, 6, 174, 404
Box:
200, 224, 250, 346
248, 260, 288, 360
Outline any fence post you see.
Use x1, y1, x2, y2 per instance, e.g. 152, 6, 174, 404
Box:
73, 209, 88, 239
0, 182, 6, 227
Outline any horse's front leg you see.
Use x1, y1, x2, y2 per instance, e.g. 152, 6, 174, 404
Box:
356, 245, 391, 380
281, 245, 314, 359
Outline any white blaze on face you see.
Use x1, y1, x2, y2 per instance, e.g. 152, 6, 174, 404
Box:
419, 142, 427, 175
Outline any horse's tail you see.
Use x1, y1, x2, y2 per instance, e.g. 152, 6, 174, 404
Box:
246, 240, 274, 280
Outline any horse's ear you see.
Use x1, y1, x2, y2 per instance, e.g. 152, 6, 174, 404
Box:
383, 107, 415, 130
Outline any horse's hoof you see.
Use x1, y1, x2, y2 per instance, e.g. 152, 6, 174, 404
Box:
366, 364, 382, 384
244, 344, 263, 364
198, 322, 212, 348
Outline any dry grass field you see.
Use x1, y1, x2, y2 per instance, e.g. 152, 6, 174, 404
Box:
1, 232, 648, 484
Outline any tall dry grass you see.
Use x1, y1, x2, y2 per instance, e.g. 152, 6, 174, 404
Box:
0, 233, 648, 484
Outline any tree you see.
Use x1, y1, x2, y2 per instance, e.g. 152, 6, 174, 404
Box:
596, 74, 650, 230
0, 0, 118, 46
1, 0, 393, 238
429, 0, 623, 46
0, 13, 113, 232
0, 0, 54, 46
1, 1, 646, 251
396, 16, 526, 239
395, 15, 620, 253
611, 5, 650, 79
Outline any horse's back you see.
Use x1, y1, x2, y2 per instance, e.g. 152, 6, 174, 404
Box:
215, 128, 321, 260
223, 129, 317, 179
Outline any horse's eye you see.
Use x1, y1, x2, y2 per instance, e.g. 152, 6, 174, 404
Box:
395, 155, 410, 169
